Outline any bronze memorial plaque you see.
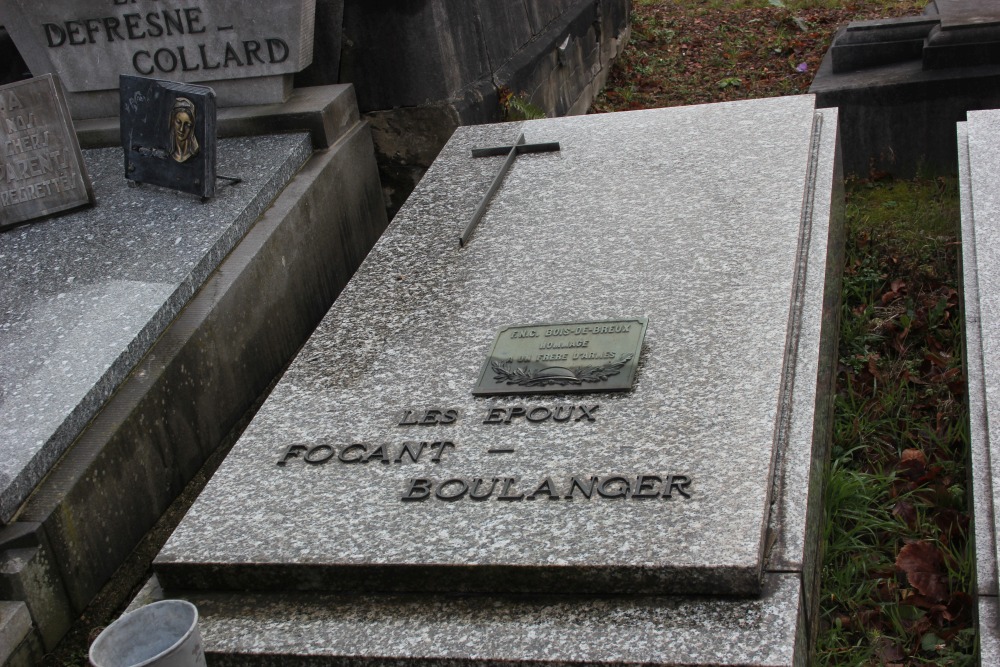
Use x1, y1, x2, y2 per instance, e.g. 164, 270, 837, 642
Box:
0, 74, 93, 231
473, 318, 647, 396
120, 75, 217, 199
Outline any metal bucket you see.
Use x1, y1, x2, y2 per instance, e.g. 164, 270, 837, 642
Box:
89, 600, 206, 667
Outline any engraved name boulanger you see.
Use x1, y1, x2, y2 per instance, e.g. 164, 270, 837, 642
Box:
275, 402, 693, 503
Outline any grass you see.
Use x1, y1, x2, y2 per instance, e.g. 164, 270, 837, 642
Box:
592, 0, 924, 112
816, 178, 970, 666
591, 2, 970, 665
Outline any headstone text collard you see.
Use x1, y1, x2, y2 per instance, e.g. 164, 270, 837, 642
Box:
0, 1, 315, 94
0, 74, 93, 230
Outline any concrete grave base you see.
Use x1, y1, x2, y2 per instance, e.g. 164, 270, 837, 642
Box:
75, 84, 359, 150
0, 84, 387, 657
135, 574, 807, 667
137, 96, 844, 667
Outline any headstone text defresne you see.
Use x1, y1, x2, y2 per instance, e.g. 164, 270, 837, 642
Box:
0, 0, 315, 116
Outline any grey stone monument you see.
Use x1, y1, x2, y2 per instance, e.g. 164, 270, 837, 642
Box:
958, 108, 1000, 665
0, 73, 93, 229
139, 95, 844, 666
812, 0, 1000, 178
0, 82, 387, 662
0, 0, 316, 118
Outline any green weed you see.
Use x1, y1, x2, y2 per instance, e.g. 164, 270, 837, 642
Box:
499, 89, 546, 121
817, 177, 970, 665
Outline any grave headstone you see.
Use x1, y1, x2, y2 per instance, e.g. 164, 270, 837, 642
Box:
120, 75, 216, 198
0, 0, 316, 118
0, 73, 93, 230
812, 0, 1000, 178
958, 108, 1000, 665
144, 95, 844, 665
0, 79, 389, 655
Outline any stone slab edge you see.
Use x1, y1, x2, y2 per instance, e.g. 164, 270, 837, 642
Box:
8, 120, 387, 626
137, 573, 801, 667
980, 596, 1000, 666
957, 121, 998, 598
767, 108, 844, 645
74, 84, 359, 150
960, 116, 1000, 663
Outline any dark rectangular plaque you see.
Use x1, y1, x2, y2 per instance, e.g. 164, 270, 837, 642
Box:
0, 73, 93, 230
120, 75, 216, 198
473, 318, 647, 396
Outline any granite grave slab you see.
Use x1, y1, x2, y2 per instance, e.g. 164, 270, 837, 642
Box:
958, 108, 1000, 664
0, 0, 316, 118
0, 74, 93, 230
146, 95, 844, 665
0, 132, 312, 525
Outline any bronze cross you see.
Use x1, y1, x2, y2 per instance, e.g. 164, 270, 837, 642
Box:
460, 133, 561, 247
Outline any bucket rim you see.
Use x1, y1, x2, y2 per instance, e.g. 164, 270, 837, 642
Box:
89, 599, 200, 667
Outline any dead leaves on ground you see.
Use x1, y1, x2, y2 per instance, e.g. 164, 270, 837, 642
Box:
592, 4, 921, 113
826, 180, 970, 664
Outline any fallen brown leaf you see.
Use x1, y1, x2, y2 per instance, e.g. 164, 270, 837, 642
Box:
896, 541, 950, 603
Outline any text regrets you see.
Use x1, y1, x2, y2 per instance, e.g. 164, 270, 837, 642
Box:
0, 77, 90, 227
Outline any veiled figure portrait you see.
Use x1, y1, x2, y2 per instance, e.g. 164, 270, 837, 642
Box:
169, 97, 199, 163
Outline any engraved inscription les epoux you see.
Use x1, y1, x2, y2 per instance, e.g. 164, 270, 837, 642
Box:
275, 404, 694, 504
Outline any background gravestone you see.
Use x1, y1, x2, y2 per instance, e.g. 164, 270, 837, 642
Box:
0, 0, 316, 118
812, 0, 1000, 178
0, 73, 93, 230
